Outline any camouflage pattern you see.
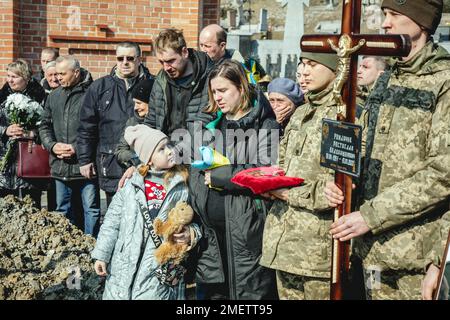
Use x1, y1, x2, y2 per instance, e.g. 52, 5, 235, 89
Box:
261, 85, 339, 278
357, 84, 373, 105
363, 267, 422, 300
276, 270, 330, 300
424, 210, 450, 270
355, 42, 450, 298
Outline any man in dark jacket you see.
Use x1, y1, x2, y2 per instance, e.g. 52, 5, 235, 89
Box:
39, 56, 100, 237
118, 30, 212, 188
199, 24, 245, 65
199, 24, 268, 90
145, 29, 213, 142
39, 61, 61, 212
77, 42, 153, 207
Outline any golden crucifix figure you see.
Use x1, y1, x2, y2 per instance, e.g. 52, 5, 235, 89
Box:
328, 34, 366, 115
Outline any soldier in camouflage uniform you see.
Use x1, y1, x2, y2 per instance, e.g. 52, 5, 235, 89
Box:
260, 52, 340, 300
325, 0, 450, 300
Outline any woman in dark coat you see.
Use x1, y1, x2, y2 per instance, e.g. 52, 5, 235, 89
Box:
0, 59, 46, 207
189, 60, 279, 300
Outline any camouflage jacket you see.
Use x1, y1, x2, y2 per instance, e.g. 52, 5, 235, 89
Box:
424, 210, 450, 271
261, 85, 338, 278
356, 41, 450, 272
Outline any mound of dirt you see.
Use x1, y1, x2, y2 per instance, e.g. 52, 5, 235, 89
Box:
0, 195, 104, 300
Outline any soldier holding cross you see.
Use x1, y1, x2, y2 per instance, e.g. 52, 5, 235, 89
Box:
325, 0, 450, 299
260, 52, 343, 300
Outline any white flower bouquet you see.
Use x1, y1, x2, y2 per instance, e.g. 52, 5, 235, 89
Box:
0, 93, 44, 172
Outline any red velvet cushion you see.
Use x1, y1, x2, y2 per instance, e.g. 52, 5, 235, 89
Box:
231, 166, 304, 194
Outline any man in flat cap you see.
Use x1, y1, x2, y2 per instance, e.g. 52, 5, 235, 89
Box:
325, 0, 450, 299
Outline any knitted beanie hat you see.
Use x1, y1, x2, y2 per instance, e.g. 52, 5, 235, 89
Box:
381, 0, 443, 34
124, 124, 167, 165
300, 52, 338, 72
268, 77, 303, 106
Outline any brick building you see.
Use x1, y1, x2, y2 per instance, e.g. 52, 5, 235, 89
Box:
0, 0, 220, 81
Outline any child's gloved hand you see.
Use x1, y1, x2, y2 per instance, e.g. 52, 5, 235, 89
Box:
94, 260, 108, 276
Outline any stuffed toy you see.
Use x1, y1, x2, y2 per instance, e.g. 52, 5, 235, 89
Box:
153, 201, 194, 265
231, 166, 304, 194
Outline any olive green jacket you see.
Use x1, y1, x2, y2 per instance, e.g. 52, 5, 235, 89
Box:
356, 42, 450, 272
261, 85, 340, 278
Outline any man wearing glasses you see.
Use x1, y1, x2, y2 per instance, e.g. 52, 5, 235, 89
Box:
77, 42, 153, 212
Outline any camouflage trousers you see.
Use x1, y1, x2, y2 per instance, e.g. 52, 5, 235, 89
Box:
363, 267, 423, 300
276, 270, 330, 300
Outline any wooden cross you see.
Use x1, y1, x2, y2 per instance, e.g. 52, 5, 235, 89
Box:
299, 0, 411, 300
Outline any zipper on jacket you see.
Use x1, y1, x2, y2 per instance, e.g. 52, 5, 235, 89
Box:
63, 87, 81, 179
65, 93, 70, 179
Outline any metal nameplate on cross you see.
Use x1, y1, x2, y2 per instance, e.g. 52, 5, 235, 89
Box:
320, 118, 362, 178
299, 0, 411, 300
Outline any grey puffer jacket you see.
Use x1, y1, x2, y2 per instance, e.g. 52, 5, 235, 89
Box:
92, 171, 201, 300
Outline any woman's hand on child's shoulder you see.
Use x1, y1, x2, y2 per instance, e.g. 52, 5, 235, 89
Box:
94, 260, 108, 276
173, 226, 191, 246
117, 166, 136, 190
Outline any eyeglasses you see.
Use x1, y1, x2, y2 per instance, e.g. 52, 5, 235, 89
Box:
116, 56, 136, 62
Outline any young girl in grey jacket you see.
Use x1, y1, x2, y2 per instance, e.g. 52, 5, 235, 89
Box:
92, 124, 201, 300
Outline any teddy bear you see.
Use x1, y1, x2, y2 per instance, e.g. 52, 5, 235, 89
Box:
153, 201, 194, 265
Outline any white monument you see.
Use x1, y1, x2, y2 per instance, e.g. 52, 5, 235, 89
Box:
280, 0, 309, 77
